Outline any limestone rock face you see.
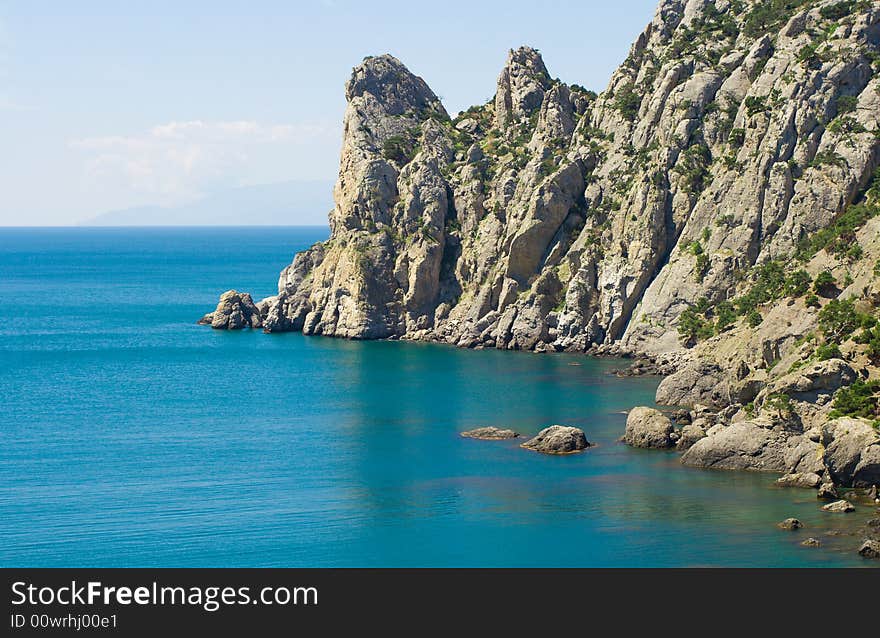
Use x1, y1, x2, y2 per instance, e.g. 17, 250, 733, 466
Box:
520, 425, 591, 454
198, 290, 263, 330
261, 54, 450, 339
494, 47, 552, 129
205, 2, 879, 361
624, 407, 676, 449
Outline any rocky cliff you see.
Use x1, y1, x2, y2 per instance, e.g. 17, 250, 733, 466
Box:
204, 0, 880, 486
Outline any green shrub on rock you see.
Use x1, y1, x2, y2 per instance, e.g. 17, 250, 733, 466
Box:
829, 380, 880, 423
818, 298, 864, 342
814, 270, 837, 296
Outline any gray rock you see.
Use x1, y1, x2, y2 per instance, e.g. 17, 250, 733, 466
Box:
776, 472, 822, 489
822, 418, 880, 487
858, 540, 880, 559
817, 483, 840, 500
778, 518, 802, 531
801, 538, 821, 547
821, 500, 855, 513
521, 425, 590, 455
758, 359, 856, 404
681, 421, 789, 472
675, 423, 707, 451
655, 362, 728, 409
624, 407, 676, 449
460, 427, 520, 440
199, 290, 263, 330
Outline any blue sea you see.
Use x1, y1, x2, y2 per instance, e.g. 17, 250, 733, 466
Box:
0, 227, 874, 567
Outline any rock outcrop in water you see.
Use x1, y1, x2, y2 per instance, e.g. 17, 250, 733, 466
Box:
460, 427, 520, 440
624, 407, 677, 448
199, 290, 263, 330
521, 425, 591, 454
204, 0, 880, 490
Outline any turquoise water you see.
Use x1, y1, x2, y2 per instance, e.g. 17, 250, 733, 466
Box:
0, 227, 874, 567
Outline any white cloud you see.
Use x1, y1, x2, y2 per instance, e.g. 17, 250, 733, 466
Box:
69, 119, 338, 205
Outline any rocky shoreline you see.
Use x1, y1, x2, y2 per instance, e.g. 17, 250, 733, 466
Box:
199, 0, 880, 561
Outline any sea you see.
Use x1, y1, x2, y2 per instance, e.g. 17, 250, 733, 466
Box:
0, 227, 874, 567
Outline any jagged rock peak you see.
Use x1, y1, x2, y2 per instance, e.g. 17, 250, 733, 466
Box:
495, 46, 553, 129
345, 54, 447, 118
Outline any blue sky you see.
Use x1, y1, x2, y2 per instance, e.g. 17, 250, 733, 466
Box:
0, 0, 659, 225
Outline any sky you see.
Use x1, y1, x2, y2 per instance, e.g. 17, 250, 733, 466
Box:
0, 0, 660, 226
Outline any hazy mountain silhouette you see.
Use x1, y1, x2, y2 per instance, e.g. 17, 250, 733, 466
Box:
82, 180, 334, 226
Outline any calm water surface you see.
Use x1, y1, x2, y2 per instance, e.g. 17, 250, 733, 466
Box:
0, 227, 874, 567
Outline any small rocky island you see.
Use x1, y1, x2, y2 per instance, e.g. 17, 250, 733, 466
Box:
203, 0, 880, 558
460, 427, 520, 440
520, 425, 591, 455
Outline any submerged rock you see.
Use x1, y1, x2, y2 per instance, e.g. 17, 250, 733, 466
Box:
460, 427, 520, 440
778, 518, 802, 531
624, 407, 676, 449
521, 425, 590, 455
199, 290, 263, 330
801, 538, 821, 547
821, 500, 855, 513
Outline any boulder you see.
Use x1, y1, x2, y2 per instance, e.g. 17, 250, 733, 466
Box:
821, 500, 855, 513
817, 483, 840, 500
801, 538, 821, 547
460, 427, 520, 440
681, 421, 789, 472
821, 418, 880, 487
521, 425, 590, 455
778, 518, 802, 531
623, 407, 676, 449
783, 437, 826, 475
675, 423, 707, 451
199, 290, 263, 330
655, 362, 728, 409
776, 472, 822, 489
858, 540, 880, 559
759, 359, 856, 404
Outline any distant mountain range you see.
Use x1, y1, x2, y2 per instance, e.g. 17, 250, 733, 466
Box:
81, 180, 334, 226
